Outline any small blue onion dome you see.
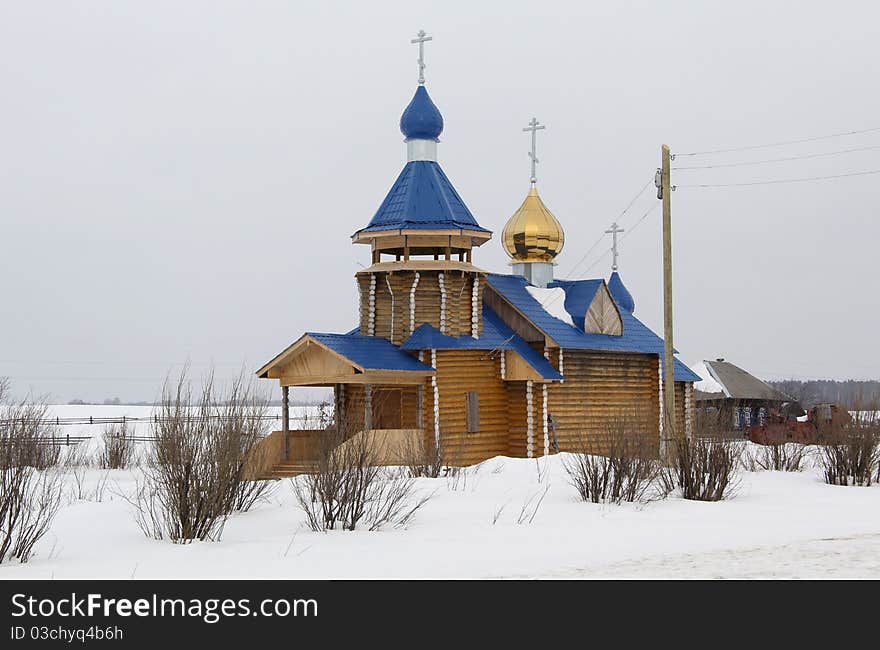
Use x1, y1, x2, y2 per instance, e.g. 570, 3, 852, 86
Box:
608, 271, 635, 313
400, 86, 443, 141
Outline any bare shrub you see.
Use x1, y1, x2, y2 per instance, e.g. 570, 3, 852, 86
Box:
818, 409, 880, 487
663, 435, 741, 501
234, 477, 277, 513
99, 422, 137, 470
366, 469, 434, 531
562, 420, 661, 504
445, 463, 480, 492
742, 443, 809, 472
292, 404, 431, 531
0, 379, 64, 563
60, 443, 91, 470
0, 393, 62, 471
125, 371, 272, 543
68, 464, 88, 501
515, 485, 550, 525
395, 432, 443, 478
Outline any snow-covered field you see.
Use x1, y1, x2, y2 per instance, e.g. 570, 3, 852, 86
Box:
1, 406, 879, 580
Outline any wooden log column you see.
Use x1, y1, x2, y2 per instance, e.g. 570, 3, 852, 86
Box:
364, 384, 373, 431
281, 385, 290, 459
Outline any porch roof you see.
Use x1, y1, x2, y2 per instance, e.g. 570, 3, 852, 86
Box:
256, 332, 435, 386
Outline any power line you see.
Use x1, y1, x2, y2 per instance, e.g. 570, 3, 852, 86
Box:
620, 203, 660, 242
539, 202, 660, 316
674, 126, 880, 158
557, 176, 654, 281
677, 167, 880, 188
672, 144, 880, 170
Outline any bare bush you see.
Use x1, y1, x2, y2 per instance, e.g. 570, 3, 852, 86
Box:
0, 379, 64, 563
99, 422, 137, 470
395, 432, 443, 478
818, 409, 880, 487
234, 477, 277, 513
562, 422, 661, 504
742, 443, 809, 472
0, 394, 62, 471
663, 435, 741, 501
515, 485, 550, 525
125, 371, 272, 543
445, 463, 480, 492
292, 406, 431, 531
60, 443, 91, 470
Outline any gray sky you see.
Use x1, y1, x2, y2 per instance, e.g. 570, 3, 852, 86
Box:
1, 1, 878, 402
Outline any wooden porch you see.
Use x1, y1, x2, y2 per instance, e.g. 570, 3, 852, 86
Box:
244, 427, 424, 480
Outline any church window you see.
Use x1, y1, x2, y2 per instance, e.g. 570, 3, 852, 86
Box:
466, 392, 480, 433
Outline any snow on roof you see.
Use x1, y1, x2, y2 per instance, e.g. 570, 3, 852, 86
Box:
691, 360, 726, 395
486, 273, 701, 382
525, 285, 575, 327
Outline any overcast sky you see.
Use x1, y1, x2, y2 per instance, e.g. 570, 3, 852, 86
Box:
1, 1, 878, 402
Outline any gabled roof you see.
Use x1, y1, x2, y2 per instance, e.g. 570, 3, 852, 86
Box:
400, 305, 562, 381
306, 333, 434, 372
354, 161, 490, 235
485, 273, 699, 382
256, 331, 435, 379
696, 359, 792, 401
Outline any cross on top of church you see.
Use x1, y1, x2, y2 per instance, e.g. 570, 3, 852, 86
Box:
523, 117, 546, 185
605, 222, 625, 271
411, 29, 433, 85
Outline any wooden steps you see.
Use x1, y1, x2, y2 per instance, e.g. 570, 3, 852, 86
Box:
259, 461, 317, 480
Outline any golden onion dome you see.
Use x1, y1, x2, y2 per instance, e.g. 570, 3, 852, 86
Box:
501, 186, 565, 262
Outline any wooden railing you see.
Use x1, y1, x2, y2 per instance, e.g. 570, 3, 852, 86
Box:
331, 428, 423, 466
243, 428, 425, 479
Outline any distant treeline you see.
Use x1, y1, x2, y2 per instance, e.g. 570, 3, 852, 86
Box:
766, 380, 880, 408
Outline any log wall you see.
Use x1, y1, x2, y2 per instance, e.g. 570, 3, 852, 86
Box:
544, 349, 661, 455
673, 381, 686, 437
422, 349, 509, 466
357, 270, 483, 343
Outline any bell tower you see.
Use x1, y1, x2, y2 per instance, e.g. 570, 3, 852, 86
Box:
351, 31, 492, 344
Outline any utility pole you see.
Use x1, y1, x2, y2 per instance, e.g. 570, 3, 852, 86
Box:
658, 144, 675, 461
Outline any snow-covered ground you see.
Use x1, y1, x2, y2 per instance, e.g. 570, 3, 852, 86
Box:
2, 407, 878, 580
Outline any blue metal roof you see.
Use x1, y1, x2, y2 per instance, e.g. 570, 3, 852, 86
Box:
400, 86, 443, 141
400, 306, 562, 381
608, 271, 635, 313
666, 355, 702, 383
306, 333, 434, 372
355, 161, 489, 235
485, 273, 699, 382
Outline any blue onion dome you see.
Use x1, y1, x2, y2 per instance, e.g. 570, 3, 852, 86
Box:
608, 271, 635, 313
400, 86, 443, 141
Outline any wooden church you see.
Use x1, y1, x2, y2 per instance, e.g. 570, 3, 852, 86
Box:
254, 35, 700, 476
